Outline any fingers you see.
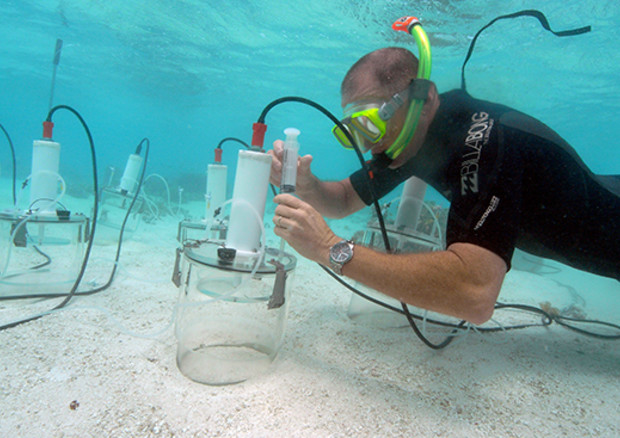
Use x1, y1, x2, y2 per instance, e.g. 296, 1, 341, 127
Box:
273, 213, 293, 231
299, 154, 313, 173
268, 140, 285, 185
273, 193, 306, 210
273, 194, 305, 230
270, 139, 314, 190
272, 139, 284, 157
273, 214, 286, 229
271, 196, 337, 263
269, 162, 281, 186
274, 204, 295, 223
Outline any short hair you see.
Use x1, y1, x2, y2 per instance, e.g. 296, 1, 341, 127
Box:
341, 47, 419, 98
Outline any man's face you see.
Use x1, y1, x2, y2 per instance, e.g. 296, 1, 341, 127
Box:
341, 84, 410, 159
341, 79, 437, 169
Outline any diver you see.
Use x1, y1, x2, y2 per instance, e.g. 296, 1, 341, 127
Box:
269, 42, 619, 325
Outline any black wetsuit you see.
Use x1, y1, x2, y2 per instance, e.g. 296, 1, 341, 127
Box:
350, 89, 620, 280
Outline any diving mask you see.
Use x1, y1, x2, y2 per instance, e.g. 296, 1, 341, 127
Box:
332, 79, 431, 154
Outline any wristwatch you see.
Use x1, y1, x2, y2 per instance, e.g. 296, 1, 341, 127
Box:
329, 240, 355, 275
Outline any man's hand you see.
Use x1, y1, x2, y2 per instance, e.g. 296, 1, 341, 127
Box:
268, 139, 315, 192
272, 193, 340, 265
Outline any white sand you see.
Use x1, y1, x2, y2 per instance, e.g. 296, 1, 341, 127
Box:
1, 206, 619, 438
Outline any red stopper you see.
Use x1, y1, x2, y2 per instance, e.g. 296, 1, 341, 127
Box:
42, 121, 54, 139
214, 147, 223, 163
251, 122, 267, 149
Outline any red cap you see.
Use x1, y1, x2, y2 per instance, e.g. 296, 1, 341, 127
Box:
214, 148, 223, 163
42, 121, 54, 139
251, 123, 267, 150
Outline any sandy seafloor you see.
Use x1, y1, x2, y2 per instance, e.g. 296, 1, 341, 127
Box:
0, 192, 618, 438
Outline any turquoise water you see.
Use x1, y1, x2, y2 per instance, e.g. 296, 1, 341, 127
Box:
2, 6, 619, 435
1, 1, 618, 321
2, 0, 619, 193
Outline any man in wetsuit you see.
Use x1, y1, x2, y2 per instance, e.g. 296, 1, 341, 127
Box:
269, 47, 619, 325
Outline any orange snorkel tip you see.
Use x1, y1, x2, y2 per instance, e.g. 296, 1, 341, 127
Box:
392, 16, 421, 34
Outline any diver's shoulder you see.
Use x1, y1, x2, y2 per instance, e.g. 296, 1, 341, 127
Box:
438, 88, 468, 102
439, 88, 495, 105
439, 88, 515, 115
438, 88, 483, 110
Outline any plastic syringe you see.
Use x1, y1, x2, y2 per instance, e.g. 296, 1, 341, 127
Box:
280, 127, 300, 194
279, 128, 300, 258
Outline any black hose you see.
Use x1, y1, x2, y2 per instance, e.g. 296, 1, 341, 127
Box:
0, 123, 17, 205
31, 246, 52, 270
0, 105, 98, 331
461, 10, 591, 91
0, 138, 149, 302
257, 96, 620, 345
76, 138, 149, 295
257, 96, 391, 251
217, 137, 250, 150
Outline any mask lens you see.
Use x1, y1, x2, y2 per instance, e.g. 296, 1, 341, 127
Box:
352, 131, 372, 152
332, 123, 353, 148
350, 115, 382, 141
334, 105, 386, 151
332, 122, 376, 151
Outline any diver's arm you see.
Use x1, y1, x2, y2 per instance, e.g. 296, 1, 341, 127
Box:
296, 175, 365, 218
269, 139, 365, 218
335, 241, 506, 325
273, 193, 506, 325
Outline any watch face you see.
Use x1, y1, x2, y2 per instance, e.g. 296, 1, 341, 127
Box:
332, 241, 352, 262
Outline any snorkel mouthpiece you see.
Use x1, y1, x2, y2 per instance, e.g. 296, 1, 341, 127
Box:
384, 16, 432, 160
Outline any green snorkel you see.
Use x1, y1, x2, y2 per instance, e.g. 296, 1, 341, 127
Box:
385, 16, 432, 160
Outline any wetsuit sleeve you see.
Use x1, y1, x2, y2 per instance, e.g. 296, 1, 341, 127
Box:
445, 126, 521, 270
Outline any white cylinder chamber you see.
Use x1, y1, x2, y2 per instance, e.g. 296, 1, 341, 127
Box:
119, 154, 143, 194
205, 163, 228, 229
394, 176, 427, 229
29, 139, 61, 212
225, 150, 272, 254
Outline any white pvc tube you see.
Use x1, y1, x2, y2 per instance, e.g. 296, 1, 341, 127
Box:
29, 139, 61, 212
205, 163, 227, 226
225, 150, 272, 254
395, 176, 427, 229
119, 154, 143, 194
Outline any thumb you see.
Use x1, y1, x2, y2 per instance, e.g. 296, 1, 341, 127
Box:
299, 154, 313, 173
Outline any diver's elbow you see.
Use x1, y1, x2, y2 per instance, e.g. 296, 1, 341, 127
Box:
467, 302, 495, 326
464, 286, 499, 326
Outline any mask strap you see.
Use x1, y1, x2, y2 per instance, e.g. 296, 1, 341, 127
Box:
408, 79, 432, 100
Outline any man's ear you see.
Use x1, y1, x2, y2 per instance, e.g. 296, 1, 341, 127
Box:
427, 81, 438, 102
421, 82, 439, 120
